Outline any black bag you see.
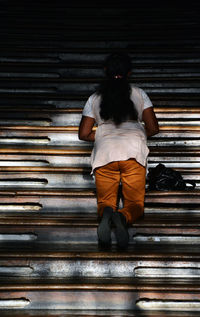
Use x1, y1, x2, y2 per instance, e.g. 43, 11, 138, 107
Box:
147, 163, 196, 191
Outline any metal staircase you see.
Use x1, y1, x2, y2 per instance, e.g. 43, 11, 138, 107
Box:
0, 0, 200, 315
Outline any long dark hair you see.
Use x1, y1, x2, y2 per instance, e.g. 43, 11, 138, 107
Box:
97, 53, 138, 125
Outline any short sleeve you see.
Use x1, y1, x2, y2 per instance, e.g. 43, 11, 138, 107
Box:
82, 94, 95, 119
141, 89, 153, 109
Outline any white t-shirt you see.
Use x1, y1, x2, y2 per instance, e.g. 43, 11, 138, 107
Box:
82, 85, 153, 172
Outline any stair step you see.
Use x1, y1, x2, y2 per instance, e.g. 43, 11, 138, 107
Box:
0, 194, 198, 216
146, 190, 200, 204
1, 311, 198, 317
1, 82, 200, 94
4, 40, 199, 49
1, 244, 200, 278
2, 53, 200, 63
4, 29, 199, 41
0, 188, 199, 203
0, 242, 200, 257
0, 129, 199, 147
0, 166, 199, 173
0, 106, 199, 112
3, 37, 200, 47
2, 66, 200, 74
1, 276, 200, 289
0, 214, 199, 227
2, 94, 200, 106
0, 168, 197, 189
1, 71, 200, 81
0, 145, 199, 155
2, 310, 196, 317
0, 277, 199, 310
0, 157, 198, 169
0, 108, 198, 127
0, 214, 199, 244
0, 170, 94, 189
0, 116, 200, 131
1, 74, 200, 81
1, 47, 200, 54
0, 153, 197, 168
1, 90, 200, 99
0, 99, 199, 108
0, 127, 200, 132
3, 14, 198, 25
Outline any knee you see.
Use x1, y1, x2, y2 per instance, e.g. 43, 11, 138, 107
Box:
98, 203, 116, 218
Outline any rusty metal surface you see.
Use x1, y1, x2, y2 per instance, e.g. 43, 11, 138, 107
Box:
0, 309, 185, 316
0, 195, 199, 216
0, 154, 199, 169
0, 243, 200, 259
0, 170, 198, 189
0, 288, 200, 310
0, 309, 179, 316
0, 171, 94, 189
0, 107, 199, 127
1, 258, 200, 279
0, 129, 199, 147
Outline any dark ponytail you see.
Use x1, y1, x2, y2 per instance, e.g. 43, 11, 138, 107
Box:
97, 53, 138, 125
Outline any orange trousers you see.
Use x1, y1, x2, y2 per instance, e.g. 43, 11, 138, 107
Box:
95, 159, 146, 224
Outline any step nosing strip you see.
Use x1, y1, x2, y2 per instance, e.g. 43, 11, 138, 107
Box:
0, 299, 30, 308
0, 233, 37, 241
136, 299, 200, 311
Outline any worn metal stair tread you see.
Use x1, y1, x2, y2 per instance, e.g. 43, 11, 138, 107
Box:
0, 167, 197, 189
1, 76, 200, 82
0, 166, 91, 172
0, 214, 199, 245
0, 188, 199, 197
1, 87, 200, 94
0, 146, 199, 159
0, 106, 199, 112
2, 71, 200, 79
0, 312, 198, 317
0, 214, 199, 227
3, 40, 200, 49
0, 166, 199, 173
2, 45, 200, 52
0, 311, 198, 317
2, 92, 200, 99
1, 311, 197, 317
4, 34, 199, 42
2, 44, 200, 50
0, 108, 198, 129
1, 276, 200, 290
4, 20, 199, 29
2, 56, 200, 63
0, 145, 94, 154
7, 32, 197, 40
1, 64, 200, 71
0, 193, 197, 216
0, 243, 200, 258
0, 125, 199, 131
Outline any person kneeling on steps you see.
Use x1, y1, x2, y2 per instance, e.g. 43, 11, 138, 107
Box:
78, 53, 159, 249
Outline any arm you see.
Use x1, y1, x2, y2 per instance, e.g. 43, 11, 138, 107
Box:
142, 107, 159, 137
78, 115, 96, 142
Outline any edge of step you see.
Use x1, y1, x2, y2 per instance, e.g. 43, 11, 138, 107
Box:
0, 243, 200, 259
